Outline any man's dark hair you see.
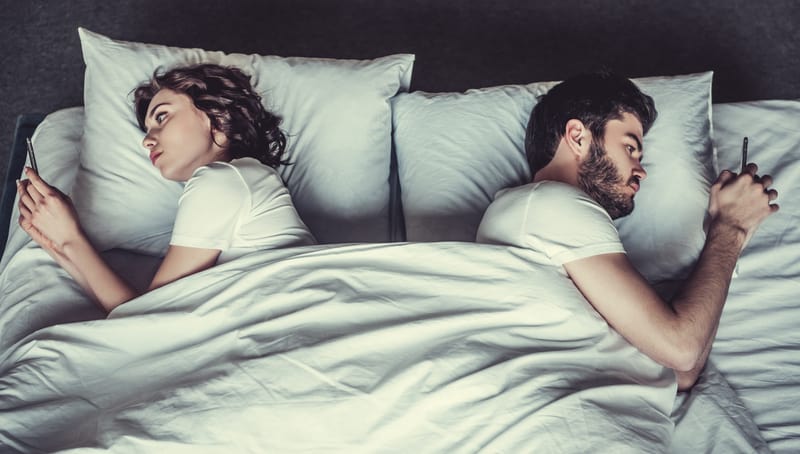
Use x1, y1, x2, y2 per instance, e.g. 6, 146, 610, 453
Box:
525, 71, 657, 176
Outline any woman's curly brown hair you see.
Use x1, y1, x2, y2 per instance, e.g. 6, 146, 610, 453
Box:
133, 64, 287, 168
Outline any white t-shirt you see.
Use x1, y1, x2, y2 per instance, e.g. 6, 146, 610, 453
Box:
171, 157, 316, 264
476, 181, 625, 271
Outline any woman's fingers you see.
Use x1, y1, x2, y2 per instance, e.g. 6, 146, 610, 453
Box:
25, 179, 45, 205
24, 167, 52, 194
17, 180, 36, 211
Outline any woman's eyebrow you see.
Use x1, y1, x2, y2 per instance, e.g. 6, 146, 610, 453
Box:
147, 102, 170, 120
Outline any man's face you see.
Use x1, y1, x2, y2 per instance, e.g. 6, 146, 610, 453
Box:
577, 112, 647, 219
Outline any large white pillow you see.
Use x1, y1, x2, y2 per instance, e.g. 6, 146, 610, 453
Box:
394, 72, 715, 283
73, 28, 414, 254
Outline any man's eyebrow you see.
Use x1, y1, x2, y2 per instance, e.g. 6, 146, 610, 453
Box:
147, 102, 170, 121
626, 132, 643, 151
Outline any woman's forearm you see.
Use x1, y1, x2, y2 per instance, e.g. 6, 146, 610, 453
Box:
45, 247, 100, 302
61, 234, 138, 312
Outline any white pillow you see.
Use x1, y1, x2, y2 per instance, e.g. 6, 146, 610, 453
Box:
74, 28, 414, 254
394, 72, 715, 283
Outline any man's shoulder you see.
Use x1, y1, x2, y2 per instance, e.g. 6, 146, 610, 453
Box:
495, 180, 591, 207
491, 180, 614, 231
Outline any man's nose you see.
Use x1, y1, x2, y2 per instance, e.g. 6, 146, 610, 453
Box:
634, 165, 648, 181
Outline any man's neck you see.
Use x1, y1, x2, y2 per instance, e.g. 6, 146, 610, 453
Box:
533, 164, 578, 186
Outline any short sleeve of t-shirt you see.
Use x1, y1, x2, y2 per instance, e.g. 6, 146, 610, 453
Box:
171, 163, 248, 250
476, 181, 625, 265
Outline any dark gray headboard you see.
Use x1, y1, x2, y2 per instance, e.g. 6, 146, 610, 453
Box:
2, 0, 798, 179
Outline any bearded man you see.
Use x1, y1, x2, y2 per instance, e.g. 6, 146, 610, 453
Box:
477, 72, 779, 391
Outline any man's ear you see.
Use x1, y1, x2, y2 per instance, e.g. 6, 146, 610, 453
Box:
564, 119, 590, 160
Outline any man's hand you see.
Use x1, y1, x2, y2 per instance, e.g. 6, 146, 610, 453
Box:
17, 166, 84, 254
708, 163, 779, 251
563, 162, 780, 391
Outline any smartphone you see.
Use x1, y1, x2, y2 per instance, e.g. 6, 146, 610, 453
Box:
26, 137, 39, 173
741, 137, 748, 173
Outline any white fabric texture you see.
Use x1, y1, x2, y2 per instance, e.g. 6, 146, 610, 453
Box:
0, 241, 770, 453
74, 28, 414, 253
0, 107, 84, 272
172, 158, 315, 264
393, 72, 714, 283
0, 241, 680, 452
708, 99, 800, 453
0, 106, 776, 453
476, 181, 625, 267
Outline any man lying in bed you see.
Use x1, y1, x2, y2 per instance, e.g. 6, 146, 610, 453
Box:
477, 72, 779, 391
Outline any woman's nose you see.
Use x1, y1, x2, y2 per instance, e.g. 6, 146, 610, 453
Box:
142, 133, 156, 149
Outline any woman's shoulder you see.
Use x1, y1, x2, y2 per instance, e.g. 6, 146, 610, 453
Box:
189, 160, 246, 188
193, 158, 278, 183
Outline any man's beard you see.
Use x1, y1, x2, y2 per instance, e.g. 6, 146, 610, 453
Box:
577, 141, 637, 219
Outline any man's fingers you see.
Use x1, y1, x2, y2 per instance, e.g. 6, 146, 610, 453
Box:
767, 188, 779, 201
760, 174, 773, 188
743, 162, 759, 175
713, 170, 736, 189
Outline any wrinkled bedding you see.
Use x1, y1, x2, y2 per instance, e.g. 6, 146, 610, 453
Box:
0, 106, 782, 453
1, 241, 682, 452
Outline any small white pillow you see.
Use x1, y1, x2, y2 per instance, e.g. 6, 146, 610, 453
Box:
394, 72, 715, 283
74, 28, 414, 254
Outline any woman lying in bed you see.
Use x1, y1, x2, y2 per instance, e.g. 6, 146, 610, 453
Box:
15, 64, 316, 313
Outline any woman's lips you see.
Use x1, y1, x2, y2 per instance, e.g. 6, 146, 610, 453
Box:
149, 151, 163, 165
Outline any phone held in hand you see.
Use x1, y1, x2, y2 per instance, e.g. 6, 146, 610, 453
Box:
26, 137, 39, 174
741, 136, 748, 174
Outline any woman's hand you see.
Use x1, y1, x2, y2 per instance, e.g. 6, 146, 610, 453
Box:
17, 167, 84, 254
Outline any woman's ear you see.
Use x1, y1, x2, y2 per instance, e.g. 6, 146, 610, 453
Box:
564, 119, 590, 160
211, 128, 229, 149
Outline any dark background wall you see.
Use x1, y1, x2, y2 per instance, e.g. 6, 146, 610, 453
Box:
1, 0, 798, 180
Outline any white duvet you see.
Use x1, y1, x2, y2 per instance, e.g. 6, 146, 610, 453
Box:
1, 240, 679, 452
0, 107, 779, 453
0, 239, 769, 453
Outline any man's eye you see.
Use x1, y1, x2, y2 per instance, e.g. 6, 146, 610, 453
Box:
626, 145, 636, 154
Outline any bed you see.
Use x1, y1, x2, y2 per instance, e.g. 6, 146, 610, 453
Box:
0, 28, 797, 453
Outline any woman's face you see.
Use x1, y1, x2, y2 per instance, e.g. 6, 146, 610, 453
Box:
141, 89, 228, 181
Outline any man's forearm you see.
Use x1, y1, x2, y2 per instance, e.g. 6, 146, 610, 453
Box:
675, 323, 717, 391
671, 220, 745, 370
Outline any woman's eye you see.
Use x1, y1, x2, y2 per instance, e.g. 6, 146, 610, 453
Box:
156, 112, 166, 124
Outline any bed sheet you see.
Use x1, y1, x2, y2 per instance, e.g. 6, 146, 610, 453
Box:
709, 99, 800, 453
0, 107, 774, 453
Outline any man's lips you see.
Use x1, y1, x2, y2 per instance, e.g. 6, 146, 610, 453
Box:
149, 151, 163, 165
628, 177, 641, 194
